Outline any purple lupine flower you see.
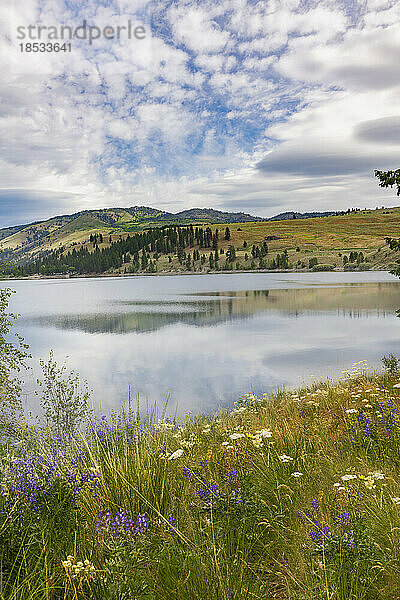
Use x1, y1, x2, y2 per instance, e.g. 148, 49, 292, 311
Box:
96, 510, 148, 537
309, 521, 332, 547
134, 513, 149, 535
183, 468, 193, 480
231, 488, 243, 505
336, 511, 351, 526
197, 479, 219, 503
167, 513, 177, 533
364, 417, 371, 438
225, 469, 238, 485
346, 529, 355, 548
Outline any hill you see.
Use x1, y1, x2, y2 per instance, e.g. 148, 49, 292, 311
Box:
2, 205, 400, 277
0, 205, 265, 263
269, 210, 337, 220
1, 204, 400, 276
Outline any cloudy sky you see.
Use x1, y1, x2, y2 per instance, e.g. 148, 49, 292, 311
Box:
1, 0, 399, 227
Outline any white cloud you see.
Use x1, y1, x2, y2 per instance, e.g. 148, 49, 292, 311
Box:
168, 5, 230, 53
0, 0, 399, 226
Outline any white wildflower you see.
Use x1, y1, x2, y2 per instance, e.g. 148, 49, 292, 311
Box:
279, 455, 294, 463
232, 406, 247, 414
392, 383, 400, 389
392, 497, 400, 505
364, 476, 375, 490
252, 436, 262, 448
168, 449, 184, 461
345, 409, 358, 414
370, 472, 384, 480
256, 429, 273, 438
341, 474, 357, 481
229, 433, 245, 440
291, 472, 303, 478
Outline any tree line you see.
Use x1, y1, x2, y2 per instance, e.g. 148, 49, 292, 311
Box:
2, 225, 233, 277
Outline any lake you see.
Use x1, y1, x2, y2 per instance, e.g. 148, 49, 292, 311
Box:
2, 271, 400, 417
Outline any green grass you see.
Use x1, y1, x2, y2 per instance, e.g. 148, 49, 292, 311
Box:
2, 363, 400, 599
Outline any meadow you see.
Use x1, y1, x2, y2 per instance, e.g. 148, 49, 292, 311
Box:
2, 323, 400, 599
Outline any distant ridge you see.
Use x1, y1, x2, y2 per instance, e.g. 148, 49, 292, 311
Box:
269, 211, 337, 221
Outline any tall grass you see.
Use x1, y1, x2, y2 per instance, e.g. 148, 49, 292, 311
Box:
1, 364, 400, 599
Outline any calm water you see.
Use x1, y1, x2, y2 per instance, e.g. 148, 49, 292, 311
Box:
2, 271, 400, 416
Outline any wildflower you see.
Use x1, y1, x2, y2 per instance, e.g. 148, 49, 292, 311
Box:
167, 514, 177, 533
197, 479, 219, 503
341, 474, 357, 481
333, 483, 346, 491
232, 406, 246, 414
346, 409, 358, 414
183, 468, 193, 480
279, 455, 294, 462
256, 429, 273, 438
231, 488, 243, 505
309, 521, 332, 547
291, 472, 303, 478
252, 435, 262, 448
229, 433, 245, 440
62, 556, 95, 578
370, 472, 384, 480
221, 441, 229, 446
363, 476, 375, 490
181, 439, 195, 448
134, 514, 149, 535
200, 457, 208, 467
168, 449, 184, 461
391, 497, 400, 505
336, 511, 351, 526
225, 469, 238, 484
62, 559, 72, 568
392, 383, 400, 389
345, 530, 356, 548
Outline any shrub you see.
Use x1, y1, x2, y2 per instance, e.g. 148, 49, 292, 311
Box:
312, 264, 334, 271
37, 351, 92, 437
0, 288, 30, 438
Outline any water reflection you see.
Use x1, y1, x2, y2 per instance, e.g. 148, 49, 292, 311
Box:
1, 273, 399, 417
21, 283, 400, 334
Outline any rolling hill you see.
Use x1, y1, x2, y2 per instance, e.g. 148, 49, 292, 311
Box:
1, 204, 399, 275
0, 205, 265, 263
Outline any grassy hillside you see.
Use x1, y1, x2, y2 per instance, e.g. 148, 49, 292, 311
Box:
2, 361, 400, 599
2, 205, 400, 275
0, 206, 264, 263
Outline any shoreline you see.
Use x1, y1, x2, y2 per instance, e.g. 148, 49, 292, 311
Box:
1, 266, 388, 282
